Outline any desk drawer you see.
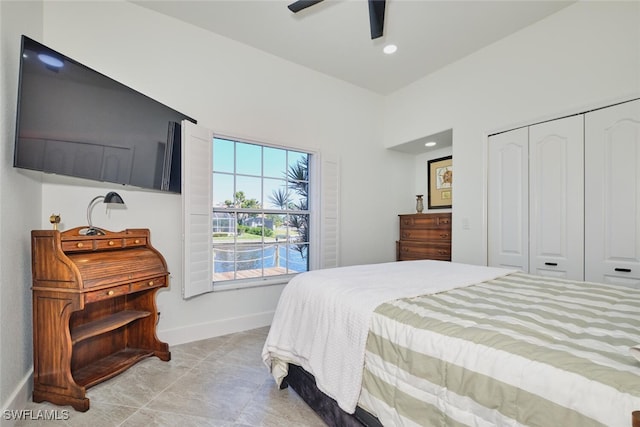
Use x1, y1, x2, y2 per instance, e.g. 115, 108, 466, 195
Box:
61, 239, 94, 252
130, 276, 166, 292
94, 238, 124, 250
124, 237, 147, 248
85, 284, 130, 304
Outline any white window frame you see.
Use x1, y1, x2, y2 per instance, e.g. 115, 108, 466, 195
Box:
182, 121, 339, 298
212, 134, 317, 291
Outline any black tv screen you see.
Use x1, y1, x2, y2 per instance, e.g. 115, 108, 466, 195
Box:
14, 35, 196, 193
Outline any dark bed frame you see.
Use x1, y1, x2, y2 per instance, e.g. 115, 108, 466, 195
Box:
280, 364, 382, 427
283, 364, 640, 427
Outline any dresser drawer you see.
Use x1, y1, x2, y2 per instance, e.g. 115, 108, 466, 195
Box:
399, 213, 451, 229
397, 241, 451, 261
130, 276, 166, 292
397, 213, 452, 262
84, 284, 130, 304
399, 228, 451, 242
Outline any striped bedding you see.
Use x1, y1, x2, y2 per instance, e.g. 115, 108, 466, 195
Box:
358, 272, 640, 427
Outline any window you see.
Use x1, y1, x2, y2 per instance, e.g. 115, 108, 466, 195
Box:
182, 121, 338, 299
212, 137, 311, 287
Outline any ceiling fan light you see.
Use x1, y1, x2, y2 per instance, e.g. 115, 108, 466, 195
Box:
383, 44, 397, 55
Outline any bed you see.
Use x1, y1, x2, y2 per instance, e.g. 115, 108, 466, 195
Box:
262, 260, 640, 427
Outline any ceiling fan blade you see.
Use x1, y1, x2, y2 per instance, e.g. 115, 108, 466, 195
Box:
288, 0, 324, 13
368, 0, 386, 39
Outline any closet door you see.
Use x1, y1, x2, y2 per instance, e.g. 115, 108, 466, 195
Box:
529, 115, 584, 279
585, 99, 640, 287
488, 127, 529, 271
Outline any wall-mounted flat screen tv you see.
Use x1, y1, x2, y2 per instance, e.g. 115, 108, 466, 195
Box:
14, 35, 196, 193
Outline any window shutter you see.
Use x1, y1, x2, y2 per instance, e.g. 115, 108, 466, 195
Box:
320, 155, 340, 269
182, 120, 214, 298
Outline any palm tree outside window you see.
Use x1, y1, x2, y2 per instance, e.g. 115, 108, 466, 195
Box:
212, 137, 311, 285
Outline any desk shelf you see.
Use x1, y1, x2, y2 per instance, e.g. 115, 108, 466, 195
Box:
71, 310, 151, 344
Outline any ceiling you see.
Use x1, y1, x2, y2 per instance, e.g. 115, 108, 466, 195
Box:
131, 0, 574, 95
130, 0, 574, 153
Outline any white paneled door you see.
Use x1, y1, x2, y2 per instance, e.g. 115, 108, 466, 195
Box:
528, 115, 584, 280
488, 127, 529, 272
585, 99, 640, 287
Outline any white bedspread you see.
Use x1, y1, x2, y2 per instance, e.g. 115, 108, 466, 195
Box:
261, 260, 516, 413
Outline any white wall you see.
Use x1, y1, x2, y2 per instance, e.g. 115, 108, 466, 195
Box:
5, 0, 638, 417
0, 0, 44, 418
383, 1, 640, 265
2, 0, 415, 413
35, 0, 414, 345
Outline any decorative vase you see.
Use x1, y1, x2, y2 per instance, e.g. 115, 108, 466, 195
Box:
416, 195, 424, 213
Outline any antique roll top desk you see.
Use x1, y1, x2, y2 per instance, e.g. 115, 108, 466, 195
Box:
30, 227, 170, 411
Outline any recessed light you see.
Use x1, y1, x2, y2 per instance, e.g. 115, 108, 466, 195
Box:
425, 141, 437, 147
383, 44, 397, 55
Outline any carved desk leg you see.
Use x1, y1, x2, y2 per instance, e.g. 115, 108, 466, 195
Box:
32, 291, 89, 412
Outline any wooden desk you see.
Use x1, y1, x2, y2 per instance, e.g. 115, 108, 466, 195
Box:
30, 227, 170, 411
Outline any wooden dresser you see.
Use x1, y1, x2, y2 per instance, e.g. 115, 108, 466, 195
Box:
396, 213, 452, 261
30, 227, 170, 412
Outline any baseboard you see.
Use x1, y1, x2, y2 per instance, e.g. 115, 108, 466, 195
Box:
1, 369, 33, 427
157, 310, 274, 346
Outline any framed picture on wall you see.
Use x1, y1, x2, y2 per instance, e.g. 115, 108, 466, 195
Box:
427, 155, 452, 209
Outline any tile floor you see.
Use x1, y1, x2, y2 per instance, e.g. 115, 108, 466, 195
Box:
14, 327, 326, 427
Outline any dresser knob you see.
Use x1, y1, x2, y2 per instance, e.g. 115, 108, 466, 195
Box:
107, 290, 115, 296
108, 240, 115, 246
148, 281, 154, 286
76, 242, 84, 248
134, 239, 140, 244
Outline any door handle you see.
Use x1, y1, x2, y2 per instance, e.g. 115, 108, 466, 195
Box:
615, 268, 632, 273
544, 262, 558, 266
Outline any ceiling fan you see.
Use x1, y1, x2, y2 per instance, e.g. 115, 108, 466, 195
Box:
287, 0, 386, 40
